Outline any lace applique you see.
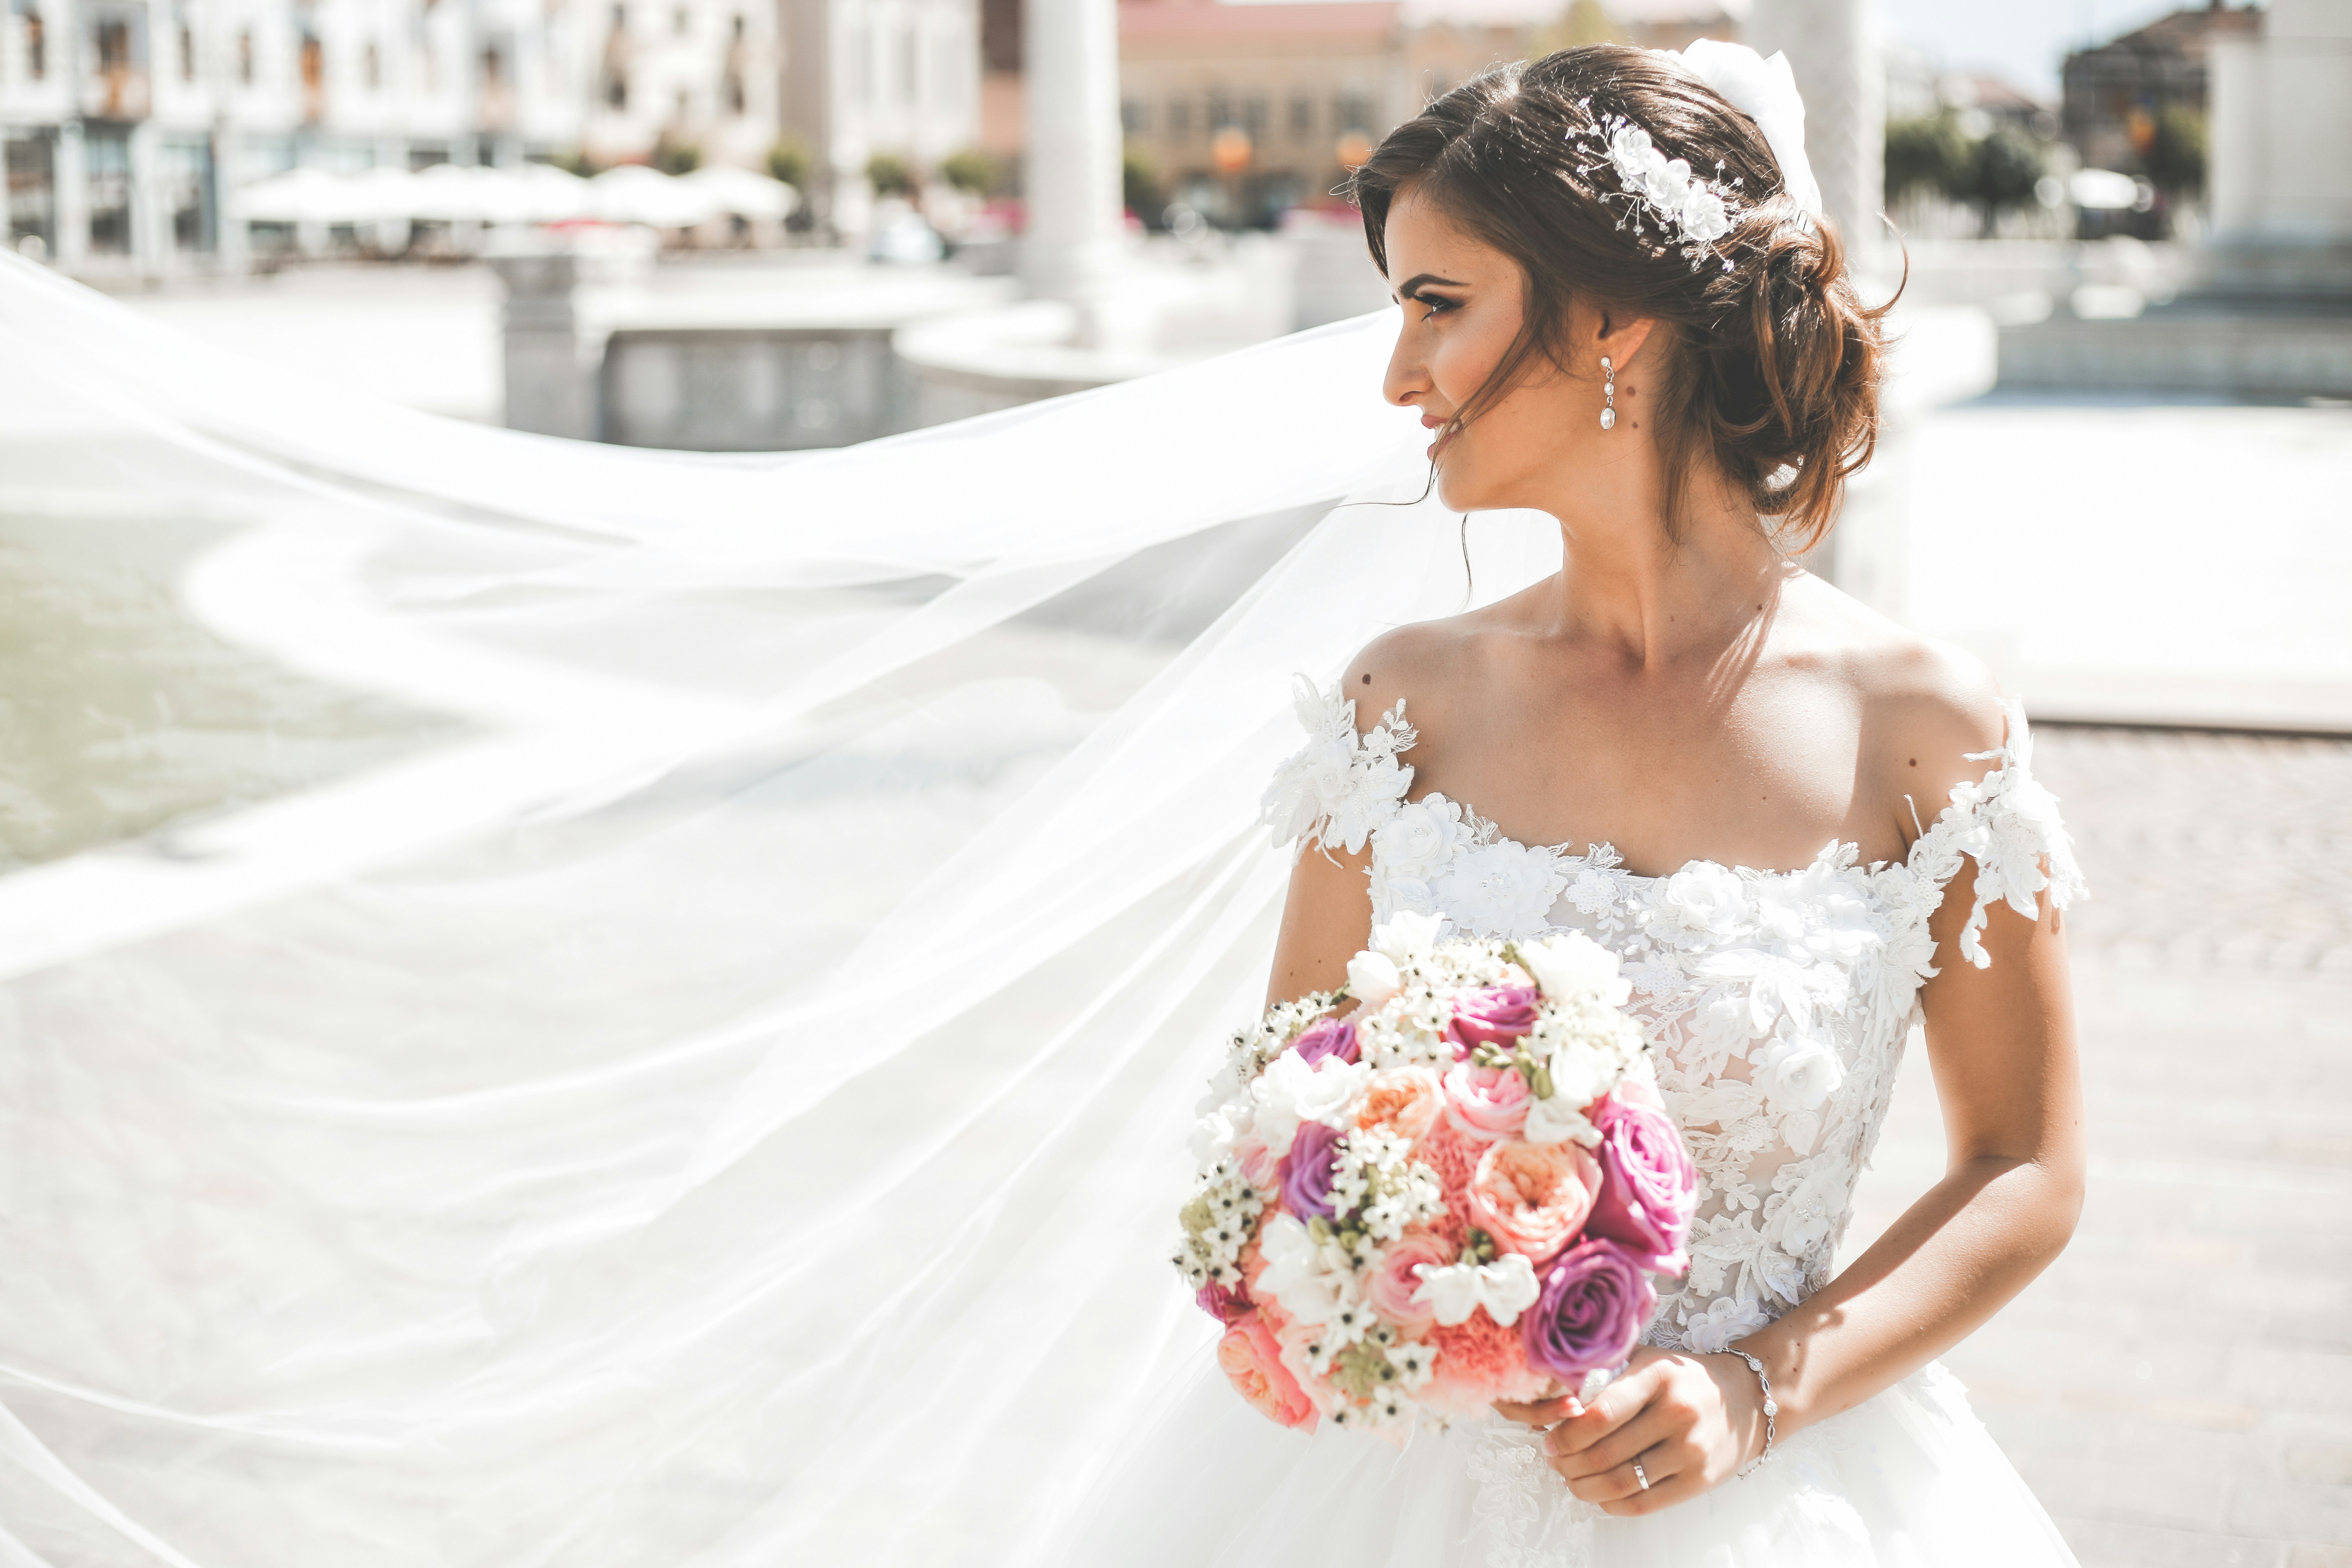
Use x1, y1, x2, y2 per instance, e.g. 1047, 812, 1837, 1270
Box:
1463, 1421, 1598, 1568
1903, 698, 2088, 969
1259, 673, 1417, 855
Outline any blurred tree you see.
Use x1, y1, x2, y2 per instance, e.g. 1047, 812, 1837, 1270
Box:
1883, 114, 1970, 206
1531, 0, 1626, 55
866, 151, 915, 198
940, 148, 1001, 196
1968, 125, 2046, 224
1122, 144, 1163, 221
766, 138, 812, 190
2147, 105, 2205, 196
652, 135, 701, 176
552, 148, 601, 178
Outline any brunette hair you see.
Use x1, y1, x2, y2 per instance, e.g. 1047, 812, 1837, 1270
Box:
1347, 47, 1891, 549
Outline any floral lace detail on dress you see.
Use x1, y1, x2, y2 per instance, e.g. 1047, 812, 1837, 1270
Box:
1261, 679, 2086, 1365
1259, 673, 1417, 855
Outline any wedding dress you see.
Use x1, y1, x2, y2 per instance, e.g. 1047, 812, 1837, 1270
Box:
1048, 680, 2087, 1566
0, 249, 2074, 1568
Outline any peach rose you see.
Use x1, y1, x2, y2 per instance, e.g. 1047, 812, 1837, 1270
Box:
1443, 1060, 1531, 1141
1234, 1131, 1280, 1192
1365, 1231, 1457, 1336
1356, 1065, 1444, 1143
1218, 1311, 1320, 1431
1467, 1139, 1604, 1265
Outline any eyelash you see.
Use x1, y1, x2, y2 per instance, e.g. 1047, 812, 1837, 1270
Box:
1413, 294, 1459, 321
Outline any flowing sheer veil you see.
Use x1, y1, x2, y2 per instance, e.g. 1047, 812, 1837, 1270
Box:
0, 250, 1568, 1566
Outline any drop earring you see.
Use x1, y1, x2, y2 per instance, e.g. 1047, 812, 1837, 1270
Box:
1599, 356, 1617, 430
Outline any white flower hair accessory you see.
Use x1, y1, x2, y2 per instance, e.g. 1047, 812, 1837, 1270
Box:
1564, 38, 1821, 274
1567, 106, 1746, 273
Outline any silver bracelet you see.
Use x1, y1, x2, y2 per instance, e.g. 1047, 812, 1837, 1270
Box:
1727, 1348, 1777, 1478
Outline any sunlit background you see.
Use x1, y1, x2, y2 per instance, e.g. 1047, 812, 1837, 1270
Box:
4, 0, 2350, 1563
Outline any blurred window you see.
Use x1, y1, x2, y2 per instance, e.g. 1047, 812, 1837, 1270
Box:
22, 10, 43, 79
364, 40, 379, 88
4, 132, 55, 252
671, 6, 686, 33
1243, 96, 1267, 139
236, 27, 251, 83
85, 127, 131, 254
1335, 91, 1370, 132
1167, 98, 1189, 137
177, 21, 192, 80
1290, 95, 1311, 139
160, 134, 212, 250
1121, 96, 1144, 135
1207, 91, 1229, 128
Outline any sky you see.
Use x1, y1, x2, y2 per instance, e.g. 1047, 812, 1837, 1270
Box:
1877, 0, 2234, 98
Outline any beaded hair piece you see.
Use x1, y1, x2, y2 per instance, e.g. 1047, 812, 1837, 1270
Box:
1565, 99, 1744, 274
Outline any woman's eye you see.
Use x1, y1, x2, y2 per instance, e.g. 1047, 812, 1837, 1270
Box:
1417, 295, 1459, 321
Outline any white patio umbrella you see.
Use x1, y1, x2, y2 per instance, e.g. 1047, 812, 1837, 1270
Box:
514, 163, 596, 224
237, 167, 362, 225
589, 165, 726, 229
345, 165, 422, 223
679, 164, 798, 220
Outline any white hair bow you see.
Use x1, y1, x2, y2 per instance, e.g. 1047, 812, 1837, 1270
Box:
1663, 38, 1823, 221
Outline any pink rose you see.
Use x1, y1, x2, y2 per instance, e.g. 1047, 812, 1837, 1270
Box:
1446, 985, 1539, 1055
1290, 1015, 1360, 1067
1196, 1281, 1252, 1327
1218, 1310, 1320, 1431
1234, 1132, 1280, 1192
1521, 1237, 1656, 1384
1355, 1065, 1444, 1143
1466, 1139, 1604, 1265
1583, 1096, 1699, 1275
1365, 1231, 1456, 1336
1443, 1060, 1531, 1142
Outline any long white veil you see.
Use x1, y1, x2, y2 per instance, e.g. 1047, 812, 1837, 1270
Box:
0, 251, 1570, 1566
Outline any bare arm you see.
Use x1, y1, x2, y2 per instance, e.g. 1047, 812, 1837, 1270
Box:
1265, 842, 1374, 1008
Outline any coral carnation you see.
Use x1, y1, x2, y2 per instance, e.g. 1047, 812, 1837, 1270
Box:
1423, 1307, 1550, 1418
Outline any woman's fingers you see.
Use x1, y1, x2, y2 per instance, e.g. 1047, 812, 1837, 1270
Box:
1596, 1456, 1708, 1518
1538, 1361, 1663, 1457
1492, 1394, 1579, 1428
1546, 1403, 1676, 1485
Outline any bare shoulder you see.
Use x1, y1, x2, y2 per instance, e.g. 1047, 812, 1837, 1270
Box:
1782, 574, 2009, 838
1338, 612, 1490, 739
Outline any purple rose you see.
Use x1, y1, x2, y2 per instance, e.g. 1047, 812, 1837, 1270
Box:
1292, 1016, 1359, 1067
1521, 1236, 1657, 1384
1196, 1281, 1252, 1327
1277, 1121, 1345, 1221
1446, 985, 1539, 1057
1582, 1098, 1699, 1275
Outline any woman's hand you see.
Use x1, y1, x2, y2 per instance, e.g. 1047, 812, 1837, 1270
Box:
1491, 1347, 1766, 1515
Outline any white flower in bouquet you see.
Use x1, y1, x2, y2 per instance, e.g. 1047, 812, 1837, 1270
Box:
1345, 949, 1401, 1009
1409, 1252, 1541, 1328
1251, 1050, 1370, 1156
1371, 909, 1446, 964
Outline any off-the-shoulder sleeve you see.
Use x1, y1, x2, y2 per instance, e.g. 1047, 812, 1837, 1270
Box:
1258, 673, 1418, 855
1906, 699, 2089, 969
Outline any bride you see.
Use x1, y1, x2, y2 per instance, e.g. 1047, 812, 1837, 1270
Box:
0, 38, 2084, 1568
1062, 43, 2087, 1566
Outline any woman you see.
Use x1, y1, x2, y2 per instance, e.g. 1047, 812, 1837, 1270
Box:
1070, 44, 2087, 1567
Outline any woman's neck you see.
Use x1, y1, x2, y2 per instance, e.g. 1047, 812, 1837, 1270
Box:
1539, 461, 1784, 671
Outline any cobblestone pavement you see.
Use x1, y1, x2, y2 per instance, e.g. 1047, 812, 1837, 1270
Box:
1850, 724, 2352, 1567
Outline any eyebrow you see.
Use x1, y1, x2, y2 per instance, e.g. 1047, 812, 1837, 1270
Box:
1392, 272, 1466, 299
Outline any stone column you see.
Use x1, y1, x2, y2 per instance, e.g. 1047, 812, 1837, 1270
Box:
1020, 0, 1122, 306
1744, 0, 1882, 266
490, 250, 599, 438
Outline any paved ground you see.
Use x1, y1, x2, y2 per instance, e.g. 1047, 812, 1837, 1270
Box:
1849, 723, 2352, 1567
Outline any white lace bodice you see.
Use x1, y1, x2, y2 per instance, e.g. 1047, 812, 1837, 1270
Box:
1259, 675, 2086, 1355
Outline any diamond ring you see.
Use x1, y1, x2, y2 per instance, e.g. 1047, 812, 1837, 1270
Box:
1632, 1458, 1650, 1492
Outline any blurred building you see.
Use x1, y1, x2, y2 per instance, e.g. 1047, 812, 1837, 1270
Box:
2060, 0, 2257, 177
0, 0, 795, 277
778, 0, 980, 236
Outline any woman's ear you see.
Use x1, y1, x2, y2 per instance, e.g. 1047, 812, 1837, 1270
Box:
1594, 311, 1659, 370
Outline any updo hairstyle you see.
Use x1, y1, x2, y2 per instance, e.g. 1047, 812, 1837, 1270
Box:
1348, 47, 1891, 550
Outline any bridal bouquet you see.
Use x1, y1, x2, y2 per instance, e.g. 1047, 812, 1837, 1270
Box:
1173, 915, 1699, 1434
